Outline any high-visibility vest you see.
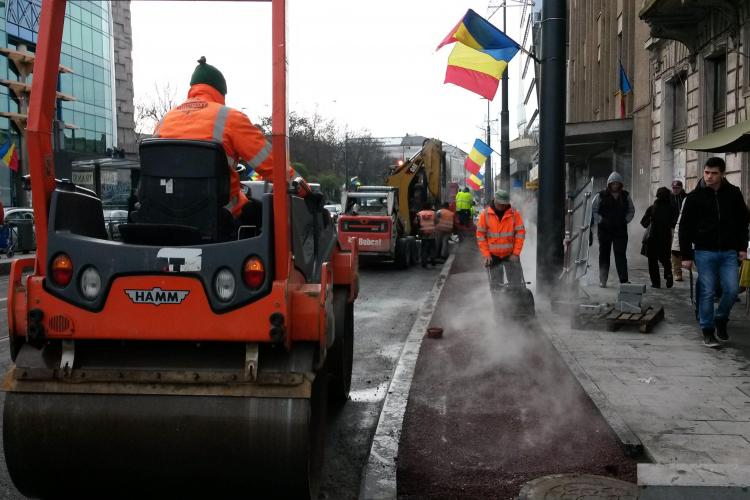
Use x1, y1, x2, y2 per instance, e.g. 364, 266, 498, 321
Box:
417, 210, 436, 237
155, 84, 274, 217
455, 192, 473, 211
476, 207, 525, 258
436, 209, 454, 232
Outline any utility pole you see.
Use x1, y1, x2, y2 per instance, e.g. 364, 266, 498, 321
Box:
536, 0, 567, 292
500, 3, 510, 193
344, 132, 348, 189
484, 99, 493, 204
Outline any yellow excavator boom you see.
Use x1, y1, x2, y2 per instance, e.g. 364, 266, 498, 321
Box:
385, 139, 444, 234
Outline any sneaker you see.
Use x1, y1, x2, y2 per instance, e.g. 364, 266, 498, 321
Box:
599, 281, 607, 288
674, 276, 684, 282
702, 328, 721, 348
666, 276, 673, 288
715, 318, 729, 341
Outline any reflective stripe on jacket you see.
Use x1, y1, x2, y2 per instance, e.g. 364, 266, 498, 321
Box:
435, 209, 454, 232
475, 207, 525, 258
417, 210, 436, 237
455, 191, 473, 211
154, 84, 274, 216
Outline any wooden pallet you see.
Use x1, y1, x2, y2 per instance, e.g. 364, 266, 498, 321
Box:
572, 305, 665, 333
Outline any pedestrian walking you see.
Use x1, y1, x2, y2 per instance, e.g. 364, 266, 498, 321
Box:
592, 171, 635, 287
679, 157, 750, 348
415, 203, 437, 268
434, 202, 454, 261
670, 179, 687, 281
640, 187, 677, 288
476, 190, 526, 287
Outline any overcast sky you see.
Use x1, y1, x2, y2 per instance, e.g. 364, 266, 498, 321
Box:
130, 1, 527, 155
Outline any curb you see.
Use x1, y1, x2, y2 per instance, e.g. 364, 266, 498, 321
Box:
536, 310, 644, 457
359, 253, 456, 500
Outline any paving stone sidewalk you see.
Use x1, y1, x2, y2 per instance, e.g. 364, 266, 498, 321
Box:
538, 265, 750, 466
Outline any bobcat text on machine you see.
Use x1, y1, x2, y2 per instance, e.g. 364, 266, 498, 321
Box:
1, 1, 358, 498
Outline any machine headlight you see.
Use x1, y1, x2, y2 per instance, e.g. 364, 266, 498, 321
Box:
215, 268, 236, 302
80, 266, 102, 300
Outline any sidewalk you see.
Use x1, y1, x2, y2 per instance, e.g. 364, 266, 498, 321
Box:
537, 262, 750, 494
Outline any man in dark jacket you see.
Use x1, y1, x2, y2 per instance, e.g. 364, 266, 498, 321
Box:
592, 171, 635, 287
680, 157, 749, 348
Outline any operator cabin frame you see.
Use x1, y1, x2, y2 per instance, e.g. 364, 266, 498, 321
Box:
27, 0, 292, 281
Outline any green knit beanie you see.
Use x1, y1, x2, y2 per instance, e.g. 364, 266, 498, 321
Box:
190, 56, 227, 95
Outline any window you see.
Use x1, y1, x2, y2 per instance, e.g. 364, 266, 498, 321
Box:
672, 76, 687, 145
711, 55, 727, 129
596, 13, 602, 62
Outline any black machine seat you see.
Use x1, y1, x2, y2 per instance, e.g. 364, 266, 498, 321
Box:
128, 139, 234, 243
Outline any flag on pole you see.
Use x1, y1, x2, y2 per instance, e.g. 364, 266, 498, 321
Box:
464, 138, 493, 175
466, 171, 484, 191
437, 9, 520, 63
0, 137, 18, 172
437, 9, 520, 100
618, 62, 632, 119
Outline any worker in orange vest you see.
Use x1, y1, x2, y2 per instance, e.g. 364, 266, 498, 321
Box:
476, 189, 526, 286
434, 202, 454, 261
154, 57, 284, 224
414, 203, 437, 268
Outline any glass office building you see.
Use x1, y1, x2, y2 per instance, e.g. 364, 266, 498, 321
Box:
0, 0, 117, 205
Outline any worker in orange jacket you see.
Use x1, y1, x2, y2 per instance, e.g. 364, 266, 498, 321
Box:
154, 56, 276, 222
414, 203, 437, 268
476, 189, 526, 286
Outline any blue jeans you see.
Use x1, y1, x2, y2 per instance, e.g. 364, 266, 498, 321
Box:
694, 250, 740, 330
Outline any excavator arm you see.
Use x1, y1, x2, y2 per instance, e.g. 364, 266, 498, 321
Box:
385, 139, 444, 234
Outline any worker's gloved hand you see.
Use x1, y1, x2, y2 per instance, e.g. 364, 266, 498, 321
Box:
484, 256, 492, 267
509, 255, 520, 262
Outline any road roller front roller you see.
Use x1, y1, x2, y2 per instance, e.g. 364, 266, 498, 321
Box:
2, 1, 358, 497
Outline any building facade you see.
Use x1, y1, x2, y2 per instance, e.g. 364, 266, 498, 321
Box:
640, 0, 750, 197
0, 0, 136, 206
566, 0, 650, 204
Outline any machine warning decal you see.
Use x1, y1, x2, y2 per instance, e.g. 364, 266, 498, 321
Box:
156, 248, 203, 272
125, 288, 189, 306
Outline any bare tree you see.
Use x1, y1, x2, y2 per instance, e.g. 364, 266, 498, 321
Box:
135, 83, 179, 141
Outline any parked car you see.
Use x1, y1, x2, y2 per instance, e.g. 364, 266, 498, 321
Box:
324, 204, 342, 222
3, 207, 36, 253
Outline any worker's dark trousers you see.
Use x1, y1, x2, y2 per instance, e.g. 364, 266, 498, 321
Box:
457, 210, 471, 227
598, 227, 629, 284
488, 255, 524, 288
421, 238, 436, 266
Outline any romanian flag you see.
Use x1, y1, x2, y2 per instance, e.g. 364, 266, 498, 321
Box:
466, 172, 484, 191
437, 9, 521, 64
0, 138, 18, 172
465, 139, 492, 175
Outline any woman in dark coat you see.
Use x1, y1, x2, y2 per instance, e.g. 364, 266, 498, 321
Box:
641, 186, 678, 288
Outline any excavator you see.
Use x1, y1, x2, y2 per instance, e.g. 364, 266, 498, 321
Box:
386, 138, 445, 234
1, 1, 358, 498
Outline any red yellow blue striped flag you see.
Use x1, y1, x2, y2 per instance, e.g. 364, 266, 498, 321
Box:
464, 138, 493, 175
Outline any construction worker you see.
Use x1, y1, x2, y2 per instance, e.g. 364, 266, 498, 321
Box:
414, 202, 437, 268
455, 187, 474, 228
477, 189, 526, 286
434, 202, 454, 260
154, 56, 279, 223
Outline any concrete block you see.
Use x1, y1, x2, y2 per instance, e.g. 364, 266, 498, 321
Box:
638, 463, 750, 500
619, 283, 647, 294
616, 301, 642, 313
617, 292, 643, 304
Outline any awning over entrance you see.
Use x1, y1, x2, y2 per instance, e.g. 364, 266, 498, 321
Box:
683, 119, 750, 152
565, 118, 633, 165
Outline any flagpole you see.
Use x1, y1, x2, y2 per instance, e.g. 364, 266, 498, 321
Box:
500, 2, 510, 193
484, 99, 493, 204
